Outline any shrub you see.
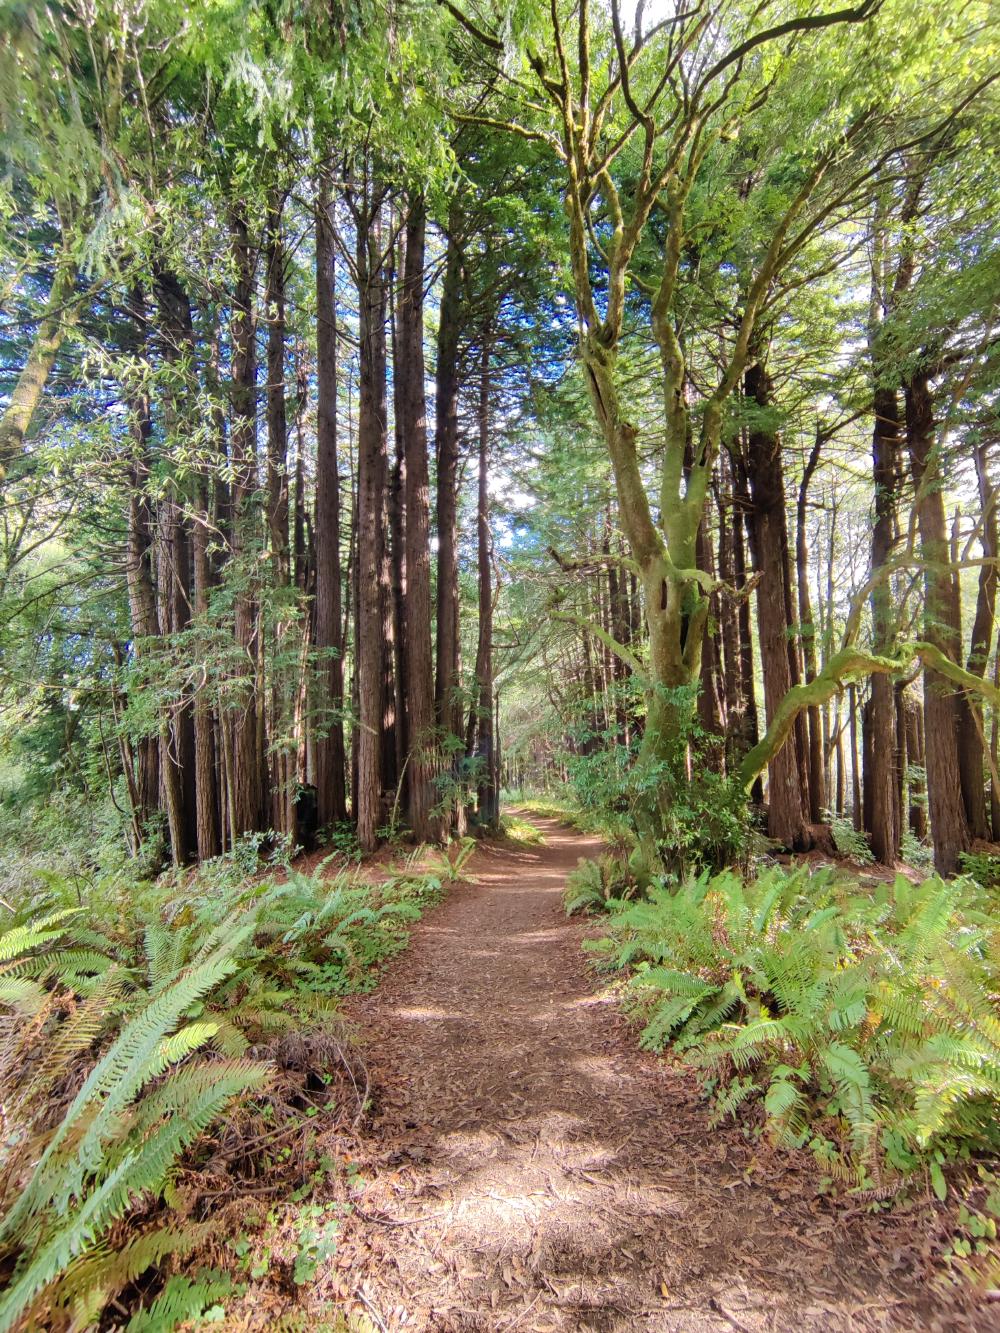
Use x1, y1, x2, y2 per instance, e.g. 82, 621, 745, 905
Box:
593, 864, 1000, 1196
959, 849, 1000, 890
828, 813, 874, 864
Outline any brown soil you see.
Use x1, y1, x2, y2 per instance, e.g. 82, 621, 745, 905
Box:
326, 816, 991, 1332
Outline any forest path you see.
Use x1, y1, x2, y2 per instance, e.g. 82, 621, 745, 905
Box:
333, 816, 967, 1332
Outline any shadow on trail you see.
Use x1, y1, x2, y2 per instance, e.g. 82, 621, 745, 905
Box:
333, 818, 968, 1332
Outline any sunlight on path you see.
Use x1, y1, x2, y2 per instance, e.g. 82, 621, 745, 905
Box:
334, 819, 963, 1332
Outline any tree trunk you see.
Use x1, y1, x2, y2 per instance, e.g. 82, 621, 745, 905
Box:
313, 180, 348, 826
867, 383, 903, 864
904, 369, 969, 874
955, 443, 996, 839
265, 212, 290, 584
0, 245, 78, 474
122, 305, 161, 834
732, 464, 762, 802
264, 211, 296, 839
849, 682, 862, 829
743, 360, 809, 849
397, 198, 439, 839
355, 199, 389, 852
228, 210, 264, 840
903, 691, 927, 839
434, 221, 463, 743
472, 333, 498, 826
153, 268, 198, 864
796, 428, 825, 822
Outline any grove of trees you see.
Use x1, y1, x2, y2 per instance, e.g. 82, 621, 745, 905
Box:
2, 0, 999, 881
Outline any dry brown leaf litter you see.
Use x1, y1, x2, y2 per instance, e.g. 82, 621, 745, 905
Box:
228, 816, 998, 1332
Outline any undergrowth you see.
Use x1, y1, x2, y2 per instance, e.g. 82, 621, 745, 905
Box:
589, 863, 1000, 1230
517, 796, 634, 854
0, 837, 474, 1331
499, 813, 544, 845
563, 855, 638, 915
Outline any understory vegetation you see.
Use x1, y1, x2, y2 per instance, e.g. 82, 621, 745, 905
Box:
0, 839, 473, 1330
569, 853, 1000, 1285
4, 0, 1000, 1322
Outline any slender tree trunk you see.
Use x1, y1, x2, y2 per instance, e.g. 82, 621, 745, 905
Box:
153, 268, 198, 863
313, 180, 348, 826
355, 198, 389, 852
228, 210, 264, 839
435, 222, 463, 743
397, 197, 439, 839
472, 333, 498, 825
264, 211, 296, 838
696, 508, 724, 765
849, 682, 862, 829
0, 244, 78, 474
903, 691, 927, 838
716, 462, 743, 769
388, 233, 406, 796
123, 305, 161, 833
732, 466, 762, 801
265, 212, 290, 584
867, 382, 903, 864
796, 428, 824, 822
191, 474, 220, 860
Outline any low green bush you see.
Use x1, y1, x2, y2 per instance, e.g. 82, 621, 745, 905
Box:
592, 864, 1000, 1198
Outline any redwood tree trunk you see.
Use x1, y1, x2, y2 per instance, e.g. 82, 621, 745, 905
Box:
743, 360, 809, 849
228, 211, 264, 840
397, 197, 439, 839
905, 369, 969, 873
472, 333, 498, 825
313, 180, 348, 826
434, 222, 462, 743
867, 383, 902, 864
355, 198, 389, 852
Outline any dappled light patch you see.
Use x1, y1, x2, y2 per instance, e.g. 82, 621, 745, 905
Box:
321, 817, 979, 1330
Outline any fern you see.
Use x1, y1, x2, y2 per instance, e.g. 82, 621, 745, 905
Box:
0, 834, 456, 1328
125, 1271, 233, 1332
597, 863, 1000, 1191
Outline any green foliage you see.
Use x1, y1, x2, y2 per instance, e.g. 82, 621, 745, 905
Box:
126, 1271, 234, 1332
499, 813, 544, 845
0, 842, 465, 1328
593, 864, 1000, 1195
324, 821, 363, 862
901, 830, 935, 873
555, 687, 753, 877
828, 814, 874, 864
959, 850, 1000, 891
0, 910, 268, 1330
563, 855, 637, 916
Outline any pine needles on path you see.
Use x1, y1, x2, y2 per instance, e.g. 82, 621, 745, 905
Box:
307, 818, 980, 1332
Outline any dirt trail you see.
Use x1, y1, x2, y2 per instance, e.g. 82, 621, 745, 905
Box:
334, 817, 979, 1331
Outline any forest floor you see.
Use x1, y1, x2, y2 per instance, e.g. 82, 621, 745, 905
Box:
296, 816, 987, 1331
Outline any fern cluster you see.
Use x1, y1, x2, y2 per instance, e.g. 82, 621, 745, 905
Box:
593, 864, 1000, 1195
0, 840, 470, 1329
563, 855, 637, 916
